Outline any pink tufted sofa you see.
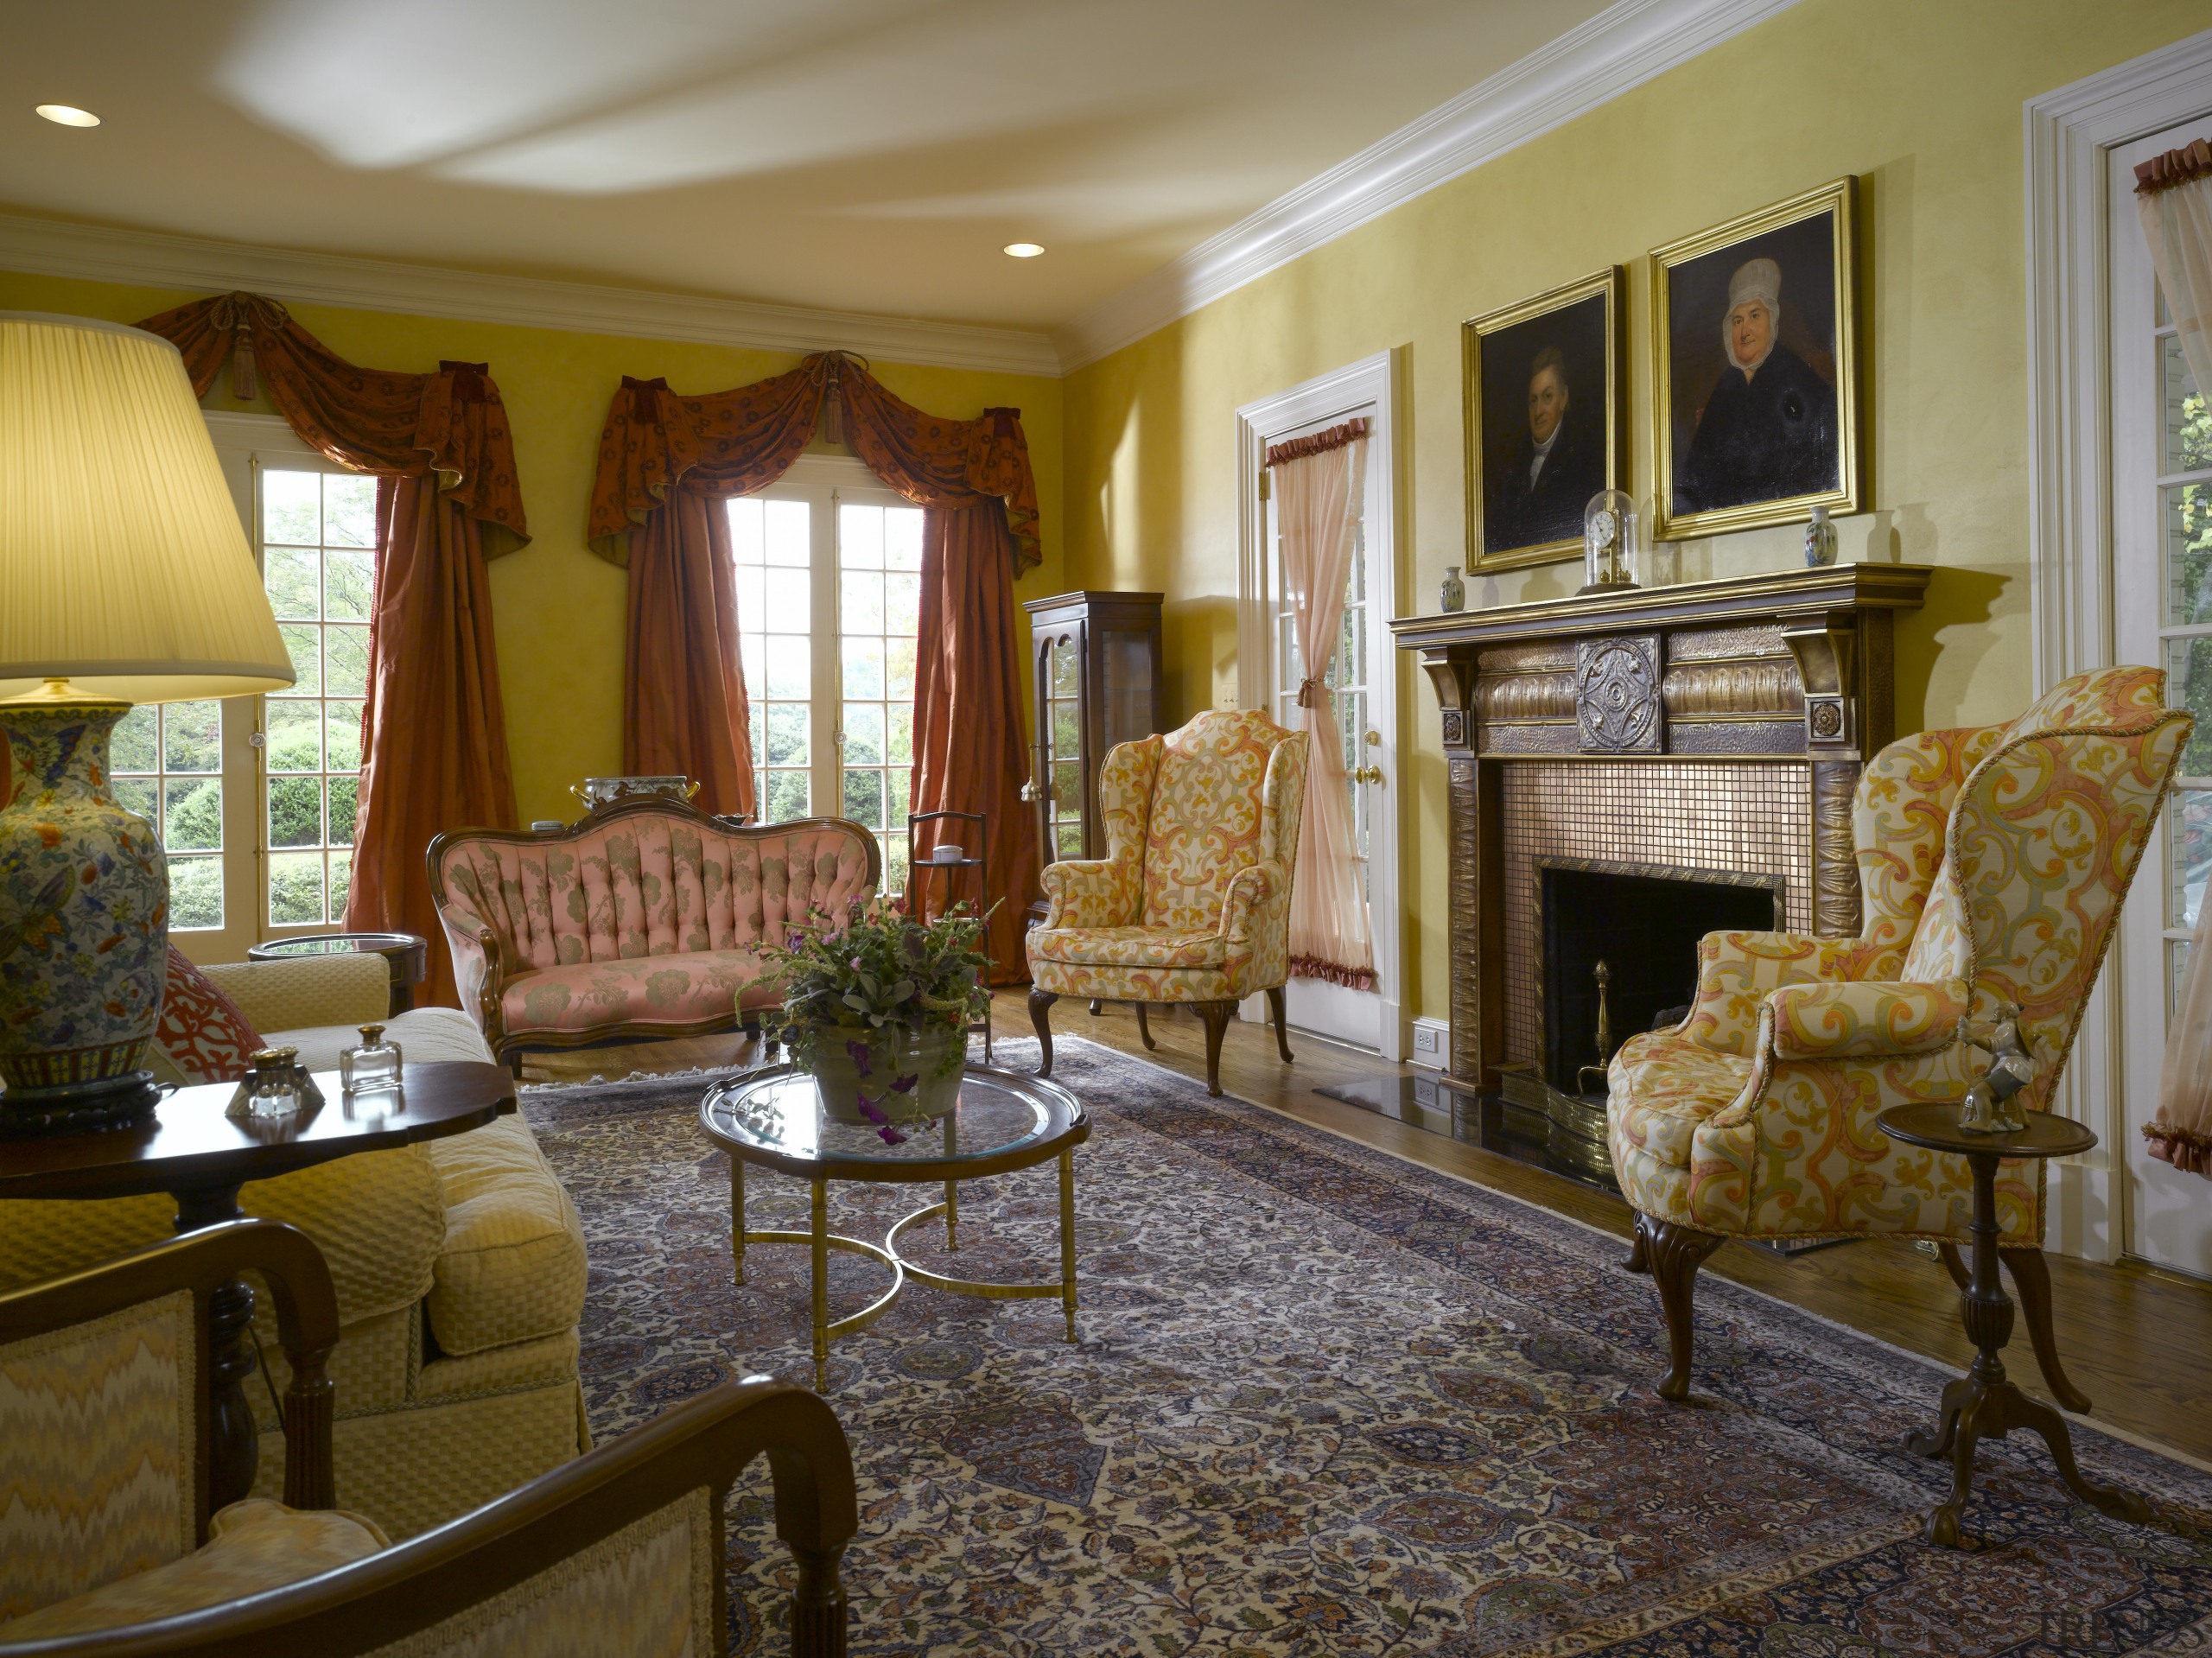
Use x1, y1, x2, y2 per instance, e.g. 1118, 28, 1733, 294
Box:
428, 798, 880, 1065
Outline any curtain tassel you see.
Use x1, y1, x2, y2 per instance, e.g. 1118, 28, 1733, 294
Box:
231, 319, 257, 401
821, 358, 844, 446
1296, 676, 1327, 708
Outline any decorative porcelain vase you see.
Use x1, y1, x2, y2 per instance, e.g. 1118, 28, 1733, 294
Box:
1803, 505, 1839, 568
808, 1025, 965, 1128
0, 702, 168, 1130
1440, 566, 1465, 613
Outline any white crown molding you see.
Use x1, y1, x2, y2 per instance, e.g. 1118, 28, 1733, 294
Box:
1052, 0, 1804, 371
0, 212, 1063, 379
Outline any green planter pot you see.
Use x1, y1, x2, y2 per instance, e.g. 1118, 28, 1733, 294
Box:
807, 1026, 965, 1128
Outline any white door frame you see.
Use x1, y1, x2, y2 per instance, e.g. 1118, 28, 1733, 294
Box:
2024, 28, 2212, 1261
1234, 349, 1406, 1059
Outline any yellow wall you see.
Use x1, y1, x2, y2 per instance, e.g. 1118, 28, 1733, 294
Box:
1054, 0, 2203, 1028
0, 270, 1064, 826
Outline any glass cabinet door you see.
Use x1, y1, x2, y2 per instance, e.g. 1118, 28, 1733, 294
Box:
1043, 636, 1086, 860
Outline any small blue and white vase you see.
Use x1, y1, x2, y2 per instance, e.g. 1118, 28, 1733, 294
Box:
1803, 506, 1839, 568
1440, 565, 1466, 613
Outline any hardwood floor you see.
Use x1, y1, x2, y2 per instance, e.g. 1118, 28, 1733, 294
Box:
524, 994, 2212, 1466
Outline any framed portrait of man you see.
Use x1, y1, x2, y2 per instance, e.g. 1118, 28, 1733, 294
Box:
1651, 176, 1862, 539
1464, 267, 1623, 572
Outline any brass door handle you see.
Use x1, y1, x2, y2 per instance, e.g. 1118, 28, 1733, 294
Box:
1351, 765, 1384, 786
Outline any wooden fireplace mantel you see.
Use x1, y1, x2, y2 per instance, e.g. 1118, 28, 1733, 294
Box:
1389, 562, 1931, 1085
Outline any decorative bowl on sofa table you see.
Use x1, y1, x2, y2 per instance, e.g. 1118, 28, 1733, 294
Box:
427, 795, 880, 1070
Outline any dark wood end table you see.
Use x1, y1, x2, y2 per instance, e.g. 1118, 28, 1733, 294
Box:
247, 931, 430, 1015
0, 1059, 516, 1509
1876, 1102, 2152, 1546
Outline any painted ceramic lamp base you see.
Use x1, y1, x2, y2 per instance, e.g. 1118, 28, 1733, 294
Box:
0, 695, 168, 1137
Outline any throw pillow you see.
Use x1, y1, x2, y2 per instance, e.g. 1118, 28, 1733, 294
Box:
156, 947, 264, 1084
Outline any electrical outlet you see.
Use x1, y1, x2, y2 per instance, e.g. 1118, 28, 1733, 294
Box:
1409, 1017, 1448, 1070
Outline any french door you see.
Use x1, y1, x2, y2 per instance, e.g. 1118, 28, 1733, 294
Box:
2111, 114, 2212, 1278
728, 454, 926, 893
1237, 355, 1403, 1058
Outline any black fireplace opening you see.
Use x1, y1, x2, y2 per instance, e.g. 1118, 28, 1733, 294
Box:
1541, 863, 1778, 1096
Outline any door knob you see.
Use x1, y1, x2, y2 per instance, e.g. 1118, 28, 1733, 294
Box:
1351, 765, 1384, 786
1363, 730, 1382, 746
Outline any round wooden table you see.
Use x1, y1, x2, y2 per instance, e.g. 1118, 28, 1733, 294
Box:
702, 1064, 1088, 1388
1876, 1101, 2152, 1546
0, 1059, 516, 1509
247, 931, 430, 1015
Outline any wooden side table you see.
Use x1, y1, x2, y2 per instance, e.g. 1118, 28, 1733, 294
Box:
906, 810, 994, 1061
1876, 1102, 2153, 1546
0, 1060, 515, 1509
248, 931, 429, 1015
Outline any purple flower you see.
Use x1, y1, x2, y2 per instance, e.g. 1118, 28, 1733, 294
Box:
876, 1123, 907, 1146
844, 1039, 874, 1079
888, 1072, 917, 1095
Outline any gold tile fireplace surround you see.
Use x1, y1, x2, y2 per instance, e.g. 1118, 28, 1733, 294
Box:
1391, 565, 1932, 1087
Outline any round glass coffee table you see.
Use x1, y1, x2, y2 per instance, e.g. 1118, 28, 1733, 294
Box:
700, 1064, 1089, 1387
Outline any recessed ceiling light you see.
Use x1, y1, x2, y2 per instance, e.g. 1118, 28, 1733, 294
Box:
35, 105, 101, 128
1002, 242, 1045, 259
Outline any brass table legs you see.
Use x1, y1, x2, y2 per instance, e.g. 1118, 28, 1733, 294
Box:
727, 1153, 1083, 1391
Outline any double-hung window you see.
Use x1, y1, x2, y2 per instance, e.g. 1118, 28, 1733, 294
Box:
727, 455, 925, 893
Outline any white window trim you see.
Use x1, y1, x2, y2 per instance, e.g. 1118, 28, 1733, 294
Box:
1234, 349, 1406, 1058
2024, 28, 2212, 1261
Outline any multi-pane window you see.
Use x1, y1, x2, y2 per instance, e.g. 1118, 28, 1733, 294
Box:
2158, 281, 2211, 1001
261, 468, 378, 927
111, 702, 225, 931
838, 502, 922, 893
732, 497, 816, 823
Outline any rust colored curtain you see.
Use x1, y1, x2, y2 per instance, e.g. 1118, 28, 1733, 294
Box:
908, 500, 1042, 981
137, 294, 529, 1007
588, 355, 1045, 972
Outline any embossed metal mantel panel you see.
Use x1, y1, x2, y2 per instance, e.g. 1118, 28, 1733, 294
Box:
1575, 636, 1663, 754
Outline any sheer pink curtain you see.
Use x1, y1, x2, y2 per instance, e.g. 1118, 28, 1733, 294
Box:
1271, 421, 1374, 988
2138, 137, 2212, 1177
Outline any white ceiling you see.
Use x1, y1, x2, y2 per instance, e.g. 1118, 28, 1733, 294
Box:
0, 0, 1615, 334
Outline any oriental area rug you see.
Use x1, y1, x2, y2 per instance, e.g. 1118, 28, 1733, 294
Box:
524, 1039, 2212, 1657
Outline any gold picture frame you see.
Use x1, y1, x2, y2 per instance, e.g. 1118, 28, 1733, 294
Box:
1650, 176, 1861, 540
1463, 267, 1624, 574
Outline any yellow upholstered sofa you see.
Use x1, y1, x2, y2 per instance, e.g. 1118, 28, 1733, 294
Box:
0, 951, 588, 1540
1605, 666, 2193, 1401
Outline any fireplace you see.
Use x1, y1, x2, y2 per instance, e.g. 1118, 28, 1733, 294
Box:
1538, 861, 1778, 1094
1391, 564, 1931, 1096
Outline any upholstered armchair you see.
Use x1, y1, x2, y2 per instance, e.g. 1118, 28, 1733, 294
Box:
0, 1221, 856, 1654
1027, 709, 1309, 1096
1606, 666, 2193, 1402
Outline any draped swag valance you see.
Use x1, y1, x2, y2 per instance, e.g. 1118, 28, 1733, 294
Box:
139, 292, 530, 554
585, 352, 1040, 573
136, 291, 528, 1007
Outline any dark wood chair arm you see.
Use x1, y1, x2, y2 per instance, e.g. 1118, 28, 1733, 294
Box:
0, 1220, 340, 1533
0, 1377, 857, 1657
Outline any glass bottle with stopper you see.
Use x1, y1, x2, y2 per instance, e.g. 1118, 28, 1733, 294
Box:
1580, 489, 1642, 595
340, 1022, 404, 1112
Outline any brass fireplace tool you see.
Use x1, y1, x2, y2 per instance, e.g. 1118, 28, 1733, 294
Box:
1576, 960, 1616, 1095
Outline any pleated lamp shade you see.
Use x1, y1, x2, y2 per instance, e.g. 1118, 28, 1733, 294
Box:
0, 311, 293, 703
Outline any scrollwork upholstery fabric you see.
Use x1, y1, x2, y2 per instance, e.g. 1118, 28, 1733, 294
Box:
1028, 711, 1307, 1007
1606, 667, 2193, 1245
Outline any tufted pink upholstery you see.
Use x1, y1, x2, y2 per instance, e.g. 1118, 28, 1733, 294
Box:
429, 802, 878, 1058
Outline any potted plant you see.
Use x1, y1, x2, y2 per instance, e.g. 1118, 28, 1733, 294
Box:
760, 898, 992, 1143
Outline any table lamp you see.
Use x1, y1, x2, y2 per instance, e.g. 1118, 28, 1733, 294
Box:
0, 312, 294, 1134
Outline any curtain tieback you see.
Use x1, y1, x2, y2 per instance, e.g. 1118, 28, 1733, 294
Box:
1296, 677, 1329, 709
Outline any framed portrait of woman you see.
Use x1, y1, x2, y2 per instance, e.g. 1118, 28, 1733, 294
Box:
1464, 267, 1624, 572
1650, 177, 1862, 539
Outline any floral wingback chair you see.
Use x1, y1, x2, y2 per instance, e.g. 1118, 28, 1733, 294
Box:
1027, 710, 1308, 1096
1605, 665, 2193, 1402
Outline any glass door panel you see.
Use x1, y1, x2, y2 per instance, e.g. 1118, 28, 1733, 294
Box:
732, 497, 815, 823
837, 500, 923, 893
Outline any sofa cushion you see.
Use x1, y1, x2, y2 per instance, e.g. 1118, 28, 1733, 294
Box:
278, 1007, 493, 1073
155, 947, 263, 1084
500, 950, 776, 1037
424, 1115, 588, 1357
0, 1499, 386, 1640
202, 952, 389, 1038
1027, 924, 1228, 970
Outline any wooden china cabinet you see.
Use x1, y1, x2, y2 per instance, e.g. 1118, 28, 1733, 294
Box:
1021, 591, 1165, 869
